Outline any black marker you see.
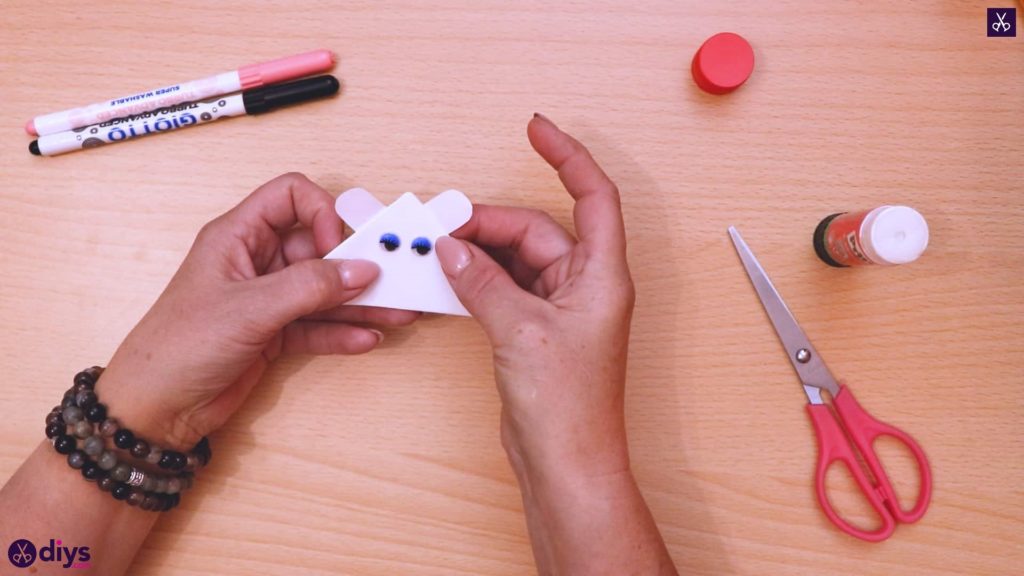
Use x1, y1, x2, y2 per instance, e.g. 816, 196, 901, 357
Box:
29, 75, 340, 157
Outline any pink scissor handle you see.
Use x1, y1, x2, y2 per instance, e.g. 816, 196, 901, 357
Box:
831, 386, 932, 523
807, 403, 895, 542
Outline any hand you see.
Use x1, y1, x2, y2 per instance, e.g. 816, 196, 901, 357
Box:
96, 173, 419, 451
434, 117, 675, 575
435, 115, 635, 477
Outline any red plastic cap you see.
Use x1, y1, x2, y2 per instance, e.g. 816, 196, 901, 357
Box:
692, 32, 754, 95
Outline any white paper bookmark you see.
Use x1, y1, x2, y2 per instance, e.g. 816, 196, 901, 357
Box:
324, 188, 473, 316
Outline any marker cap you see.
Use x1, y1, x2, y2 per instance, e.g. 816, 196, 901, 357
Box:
242, 75, 340, 114
238, 49, 335, 90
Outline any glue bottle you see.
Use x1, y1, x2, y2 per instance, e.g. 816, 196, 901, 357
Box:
813, 206, 929, 267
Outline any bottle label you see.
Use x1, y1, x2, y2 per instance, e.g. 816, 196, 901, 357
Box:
824, 210, 875, 266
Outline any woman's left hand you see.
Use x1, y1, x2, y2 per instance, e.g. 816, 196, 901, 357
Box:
95, 173, 418, 451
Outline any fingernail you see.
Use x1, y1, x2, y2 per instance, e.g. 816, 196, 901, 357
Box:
533, 112, 553, 125
337, 259, 379, 288
435, 236, 472, 278
368, 329, 384, 344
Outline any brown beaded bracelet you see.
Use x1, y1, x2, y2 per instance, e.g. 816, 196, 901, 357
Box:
54, 366, 211, 472
45, 367, 211, 512
50, 433, 181, 511
49, 419, 194, 495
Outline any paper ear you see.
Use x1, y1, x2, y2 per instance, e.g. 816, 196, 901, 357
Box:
335, 187, 386, 230
425, 189, 473, 233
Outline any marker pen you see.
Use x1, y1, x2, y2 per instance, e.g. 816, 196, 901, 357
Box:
29, 75, 340, 157
26, 49, 334, 137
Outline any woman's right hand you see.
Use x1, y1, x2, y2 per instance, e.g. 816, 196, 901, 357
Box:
435, 116, 678, 575
435, 114, 636, 479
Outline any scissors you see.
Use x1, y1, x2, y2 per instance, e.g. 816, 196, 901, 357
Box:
10, 541, 35, 566
728, 227, 932, 542
993, 11, 1011, 33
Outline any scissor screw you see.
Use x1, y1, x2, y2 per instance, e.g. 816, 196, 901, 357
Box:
796, 349, 811, 363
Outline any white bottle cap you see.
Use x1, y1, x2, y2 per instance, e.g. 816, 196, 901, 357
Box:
860, 206, 929, 265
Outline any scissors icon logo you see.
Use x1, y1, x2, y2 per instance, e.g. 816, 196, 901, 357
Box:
988, 7, 1017, 36
7, 539, 37, 568
993, 12, 1010, 32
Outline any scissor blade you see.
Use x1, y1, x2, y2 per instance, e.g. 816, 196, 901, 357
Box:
727, 227, 840, 401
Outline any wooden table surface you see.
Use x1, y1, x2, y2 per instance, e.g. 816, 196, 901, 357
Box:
2, 1, 1022, 574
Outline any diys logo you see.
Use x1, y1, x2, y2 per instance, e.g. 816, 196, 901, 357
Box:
988, 8, 1017, 37
7, 538, 91, 569
7, 540, 35, 568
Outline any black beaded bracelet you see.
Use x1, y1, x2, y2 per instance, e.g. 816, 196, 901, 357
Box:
45, 367, 211, 512
50, 434, 181, 511
46, 418, 195, 495
59, 366, 212, 472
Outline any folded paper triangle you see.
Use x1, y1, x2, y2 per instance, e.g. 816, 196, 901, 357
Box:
324, 188, 472, 316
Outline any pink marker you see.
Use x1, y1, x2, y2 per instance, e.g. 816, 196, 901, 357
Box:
26, 49, 334, 137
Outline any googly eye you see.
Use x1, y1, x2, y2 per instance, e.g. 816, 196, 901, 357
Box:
379, 233, 400, 252
411, 237, 432, 255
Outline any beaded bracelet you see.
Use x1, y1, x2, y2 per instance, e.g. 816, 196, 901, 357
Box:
44, 367, 211, 512
50, 436, 181, 511
46, 419, 194, 495
53, 367, 211, 472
